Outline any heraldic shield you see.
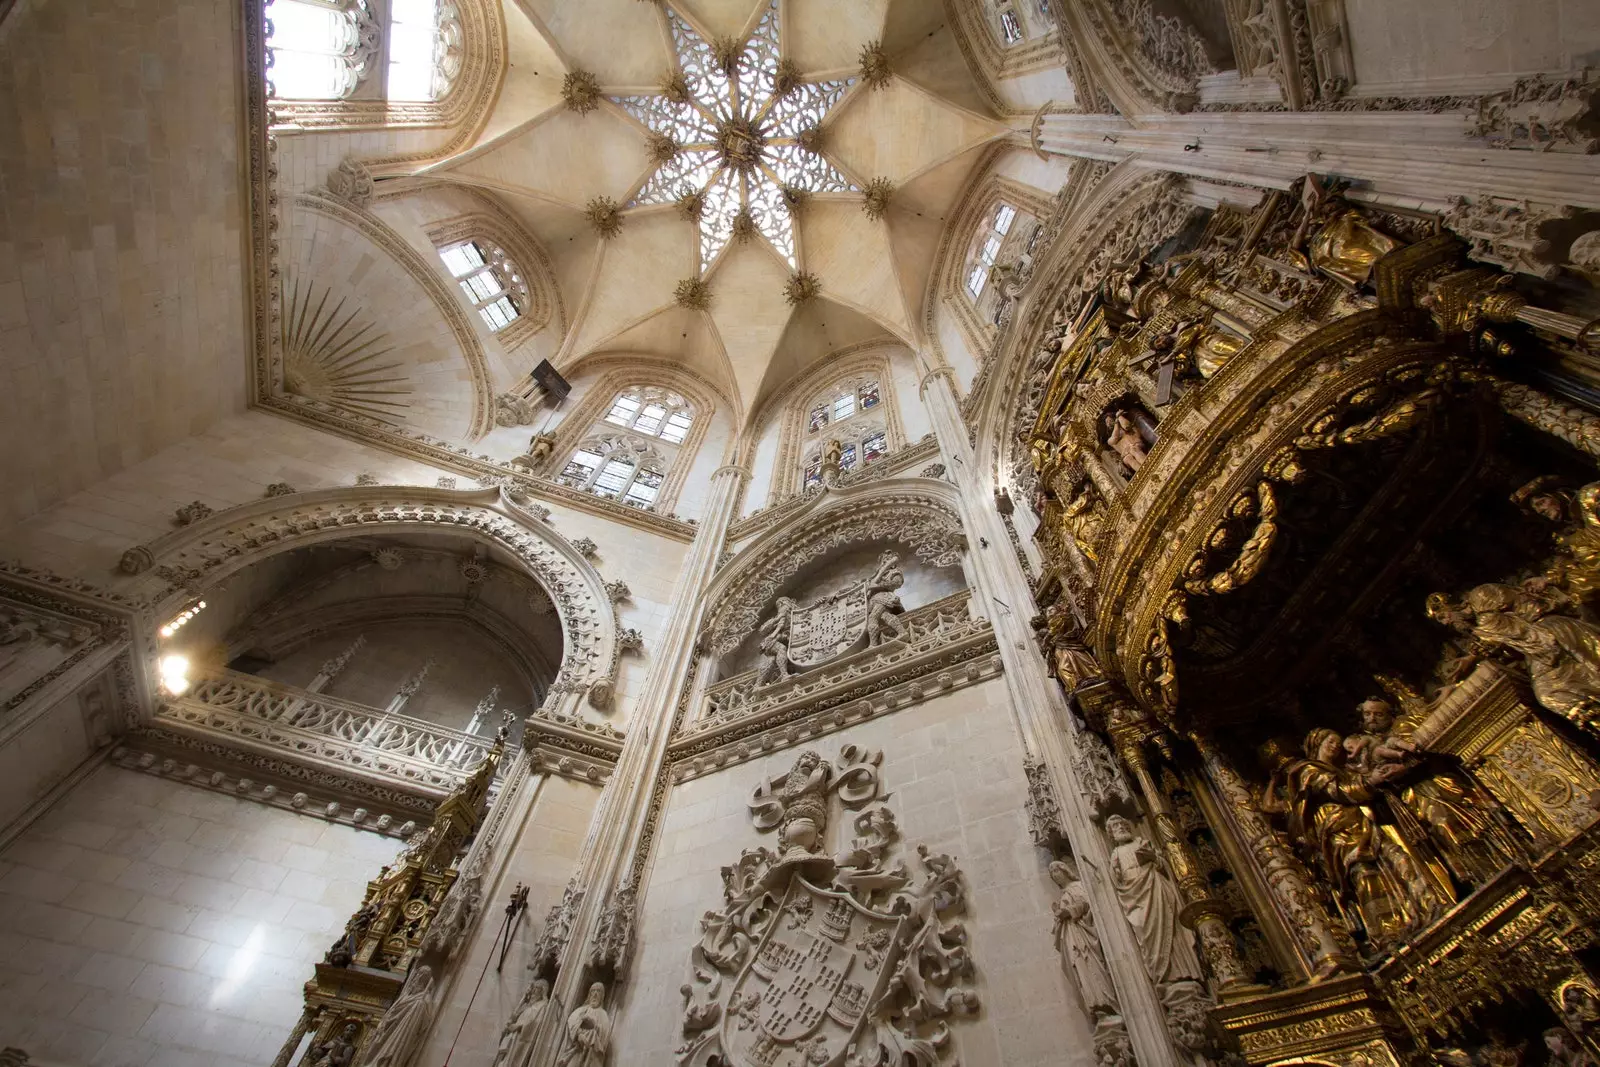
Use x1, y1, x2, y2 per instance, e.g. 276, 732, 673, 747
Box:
787, 583, 870, 668
721, 875, 904, 1067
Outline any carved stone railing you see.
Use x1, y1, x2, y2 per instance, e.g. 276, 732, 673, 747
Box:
671, 591, 1001, 779
727, 438, 943, 543
155, 668, 496, 796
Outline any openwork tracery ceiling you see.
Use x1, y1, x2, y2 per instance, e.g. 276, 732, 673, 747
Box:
616, 1, 856, 271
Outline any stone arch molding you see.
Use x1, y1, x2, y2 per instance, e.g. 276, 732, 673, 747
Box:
700, 480, 969, 659
118, 486, 618, 696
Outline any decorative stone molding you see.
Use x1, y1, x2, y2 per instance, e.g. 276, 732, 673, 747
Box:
586, 880, 637, 978
1467, 71, 1599, 153
585, 196, 623, 238
676, 747, 979, 1065
1441, 194, 1592, 281
109, 740, 425, 836
563, 70, 603, 114
116, 487, 618, 693
604, 580, 630, 603
703, 485, 967, 658
572, 538, 598, 559
730, 438, 940, 542
355, 472, 380, 486
326, 159, 374, 208
861, 176, 894, 220
673, 594, 1000, 780
858, 39, 891, 88
173, 501, 213, 526
528, 879, 584, 983
1023, 755, 1067, 850
265, 482, 298, 497
522, 701, 622, 784
617, 628, 643, 653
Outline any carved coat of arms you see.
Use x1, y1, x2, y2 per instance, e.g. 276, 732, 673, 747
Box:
787, 584, 871, 668
756, 553, 908, 685
677, 746, 979, 1067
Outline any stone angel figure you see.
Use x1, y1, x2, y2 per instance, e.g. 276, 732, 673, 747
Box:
355, 965, 435, 1067
494, 978, 560, 1067
1429, 582, 1600, 735
558, 982, 611, 1067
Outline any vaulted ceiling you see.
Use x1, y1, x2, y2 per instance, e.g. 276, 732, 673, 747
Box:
390, 0, 1017, 426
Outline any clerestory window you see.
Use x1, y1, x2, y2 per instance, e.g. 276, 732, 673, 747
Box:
265, 0, 456, 103
557, 436, 669, 510
966, 202, 1017, 298
603, 387, 695, 445
439, 240, 526, 331
806, 380, 880, 436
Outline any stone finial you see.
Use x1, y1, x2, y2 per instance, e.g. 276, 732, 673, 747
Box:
604, 580, 631, 603
264, 482, 296, 497
436, 476, 458, 489
572, 537, 599, 559
618, 628, 644, 653
355, 472, 380, 486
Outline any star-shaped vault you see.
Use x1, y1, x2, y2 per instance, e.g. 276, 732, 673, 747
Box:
613, 1, 856, 271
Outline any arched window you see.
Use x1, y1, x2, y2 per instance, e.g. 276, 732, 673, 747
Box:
799, 376, 888, 489
265, 0, 458, 103
553, 387, 699, 511
986, 0, 1055, 46
439, 239, 526, 331
604, 387, 694, 445
966, 202, 1018, 299
556, 434, 669, 510
265, 0, 379, 99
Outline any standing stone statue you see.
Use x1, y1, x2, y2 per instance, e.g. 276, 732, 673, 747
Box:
495, 978, 559, 1067
356, 966, 435, 1067
1049, 857, 1118, 1019
559, 982, 612, 1067
308, 1022, 360, 1067
1104, 815, 1204, 986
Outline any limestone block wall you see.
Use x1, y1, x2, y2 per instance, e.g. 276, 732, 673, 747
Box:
616, 677, 1100, 1067
0, 669, 115, 832
0, 0, 250, 529
416, 771, 604, 1067
0, 764, 401, 1067
1343, 0, 1600, 93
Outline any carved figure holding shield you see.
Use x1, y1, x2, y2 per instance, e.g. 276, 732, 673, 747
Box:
755, 597, 795, 687
865, 551, 906, 647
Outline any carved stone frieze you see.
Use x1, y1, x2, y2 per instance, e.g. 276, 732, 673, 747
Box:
529, 879, 585, 983
678, 593, 998, 779
586, 880, 637, 979
705, 492, 966, 659
1441, 194, 1590, 280
1467, 71, 1599, 154
676, 747, 978, 1067
1024, 756, 1067, 850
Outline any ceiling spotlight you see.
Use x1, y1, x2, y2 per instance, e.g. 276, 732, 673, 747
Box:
159, 654, 191, 696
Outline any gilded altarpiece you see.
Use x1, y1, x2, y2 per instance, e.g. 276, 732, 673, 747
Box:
1024, 176, 1600, 1065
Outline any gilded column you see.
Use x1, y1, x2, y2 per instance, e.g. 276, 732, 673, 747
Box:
1108, 706, 1261, 999
1191, 733, 1357, 980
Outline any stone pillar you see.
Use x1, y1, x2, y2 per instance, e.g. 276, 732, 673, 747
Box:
917, 357, 1186, 1067
533, 463, 749, 1063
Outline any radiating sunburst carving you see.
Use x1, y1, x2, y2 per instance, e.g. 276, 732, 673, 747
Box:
280, 279, 412, 425
614, 0, 858, 271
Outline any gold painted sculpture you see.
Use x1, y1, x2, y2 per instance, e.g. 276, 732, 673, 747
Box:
1429, 583, 1600, 735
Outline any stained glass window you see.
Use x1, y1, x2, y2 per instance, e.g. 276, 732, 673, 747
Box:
592, 458, 636, 499
862, 431, 888, 463
832, 393, 856, 422
809, 405, 829, 433
558, 448, 604, 488
624, 468, 665, 508
839, 444, 858, 471
859, 383, 881, 410
614, 1, 859, 270
386, 0, 439, 101
1000, 9, 1024, 44
803, 459, 822, 489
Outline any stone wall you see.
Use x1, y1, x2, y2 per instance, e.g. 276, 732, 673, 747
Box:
615, 677, 1100, 1067
1344, 0, 1600, 92
0, 764, 400, 1066
0, 0, 250, 529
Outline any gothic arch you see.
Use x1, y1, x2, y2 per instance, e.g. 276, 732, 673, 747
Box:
119, 486, 618, 700
698, 479, 968, 658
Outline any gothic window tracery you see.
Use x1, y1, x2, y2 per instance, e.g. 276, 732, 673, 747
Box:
986, 0, 1055, 47
604, 387, 694, 445
265, 0, 459, 103
966, 202, 1019, 298
438, 240, 526, 332
557, 434, 669, 510
800, 377, 888, 488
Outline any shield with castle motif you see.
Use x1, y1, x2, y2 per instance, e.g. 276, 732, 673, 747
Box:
786, 583, 869, 668
720, 875, 903, 1067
